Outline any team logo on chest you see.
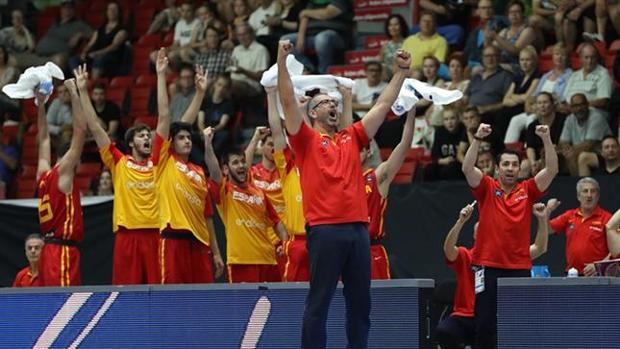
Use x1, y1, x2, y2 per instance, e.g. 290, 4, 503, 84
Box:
126, 159, 153, 172
320, 139, 329, 148
175, 161, 204, 184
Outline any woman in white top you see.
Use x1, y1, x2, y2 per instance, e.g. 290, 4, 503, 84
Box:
533, 43, 572, 103
428, 55, 469, 126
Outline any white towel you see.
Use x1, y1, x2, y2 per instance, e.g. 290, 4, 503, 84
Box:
391, 78, 463, 116
2, 62, 65, 105
260, 55, 304, 87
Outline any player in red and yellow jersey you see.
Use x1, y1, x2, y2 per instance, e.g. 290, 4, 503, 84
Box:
153, 49, 224, 284
74, 65, 160, 285
36, 79, 87, 287
265, 86, 309, 281
361, 109, 415, 279
203, 128, 289, 283
13, 234, 44, 287
608, 209, 620, 259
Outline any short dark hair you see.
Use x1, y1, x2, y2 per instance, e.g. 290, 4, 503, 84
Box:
221, 148, 245, 166
25, 233, 43, 243
92, 82, 106, 92
537, 91, 554, 103
422, 55, 440, 68
602, 135, 619, 145
170, 122, 192, 139
419, 11, 437, 22
384, 14, 408, 39
506, 0, 525, 13
364, 61, 382, 71
448, 53, 466, 68
464, 106, 480, 116
124, 123, 150, 147
178, 63, 194, 75
496, 149, 521, 164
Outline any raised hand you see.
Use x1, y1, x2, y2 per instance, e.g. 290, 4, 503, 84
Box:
278, 40, 293, 62
458, 201, 476, 222
264, 85, 277, 95
203, 126, 215, 145
63, 78, 78, 96
546, 198, 561, 214
475, 123, 492, 139
533, 203, 547, 218
73, 64, 89, 90
535, 124, 551, 141
194, 64, 209, 92
336, 83, 352, 99
394, 50, 412, 70
213, 254, 224, 278
155, 48, 168, 75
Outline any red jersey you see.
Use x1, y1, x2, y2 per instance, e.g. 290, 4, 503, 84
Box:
288, 121, 370, 226
550, 206, 611, 273
471, 176, 544, 270
446, 247, 474, 317
363, 169, 387, 240
12, 266, 40, 287
37, 166, 84, 242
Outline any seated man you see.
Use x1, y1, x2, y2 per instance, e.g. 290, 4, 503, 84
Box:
578, 135, 620, 176
90, 83, 121, 140
425, 108, 465, 181
169, 65, 196, 122
230, 24, 270, 98
149, 1, 199, 67
402, 11, 448, 70
13, 234, 44, 287
352, 62, 387, 119
558, 93, 612, 176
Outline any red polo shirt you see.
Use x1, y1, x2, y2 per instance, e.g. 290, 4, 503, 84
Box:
288, 121, 370, 226
447, 247, 475, 318
550, 206, 611, 274
471, 176, 545, 270
12, 267, 40, 287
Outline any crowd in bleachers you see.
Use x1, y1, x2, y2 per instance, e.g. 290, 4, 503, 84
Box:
0, 0, 619, 199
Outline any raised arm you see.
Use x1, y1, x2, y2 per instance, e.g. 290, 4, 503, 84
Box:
266, 86, 287, 150
534, 125, 558, 192
36, 93, 51, 180
203, 127, 223, 185
338, 83, 353, 130
444, 202, 475, 262
244, 126, 269, 168
73, 64, 111, 149
530, 199, 560, 259
277, 40, 303, 135
375, 108, 415, 196
607, 209, 620, 258
57, 79, 86, 194
180, 65, 208, 125
361, 50, 411, 139
155, 48, 171, 138
462, 123, 490, 188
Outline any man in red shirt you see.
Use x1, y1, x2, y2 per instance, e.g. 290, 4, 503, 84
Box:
362, 109, 415, 280
435, 199, 557, 349
277, 40, 411, 349
549, 177, 612, 276
36, 79, 86, 287
13, 234, 44, 287
608, 209, 620, 259
461, 122, 558, 349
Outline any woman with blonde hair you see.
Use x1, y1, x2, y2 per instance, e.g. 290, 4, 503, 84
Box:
533, 43, 572, 103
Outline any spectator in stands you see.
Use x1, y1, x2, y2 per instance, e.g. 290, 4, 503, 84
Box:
249, 0, 279, 49
402, 11, 447, 71
549, 177, 611, 276
69, 1, 128, 79
380, 14, 408, 80
261, 0, 306, 64
12, 234, 44, 288
591, 0, 620, 42
90, 83, 121, 140
0, 45, 20, 123
232, 0, 251, 28
194, 26, 232, 76
529, 0, 560, 48
18, 0, 92, 70
147, 0, 180, 35
352, 61, 387, 119
198, 75, 234, 155
559, 93, 612, 176
464, 45, 513, 133
46, 84, 73, 139
170, 64, 196, 122
419, 55, 446, 125
464, 0, 503, 73
457, 106, 503, 161
93, 168, 113, 196
485, 0, 536, 74
180, 4, 226, 65
476, 150, 496, 177
499, 46, 541, 137
607, 209, 620, 259
558, 1, 596, 52
0, 9, 35, 64
533, 43, 572, 103
230, 24, 269, 99
425, 108, 465, 181
419, 0, 475, 32
561, 43, 612, 116
524, 92, 566, 177
282, 0, 353, 73
578, 135, 620, 176
445, 54, 470, 93
150, 1, 199, 68
0, 125, 18, 187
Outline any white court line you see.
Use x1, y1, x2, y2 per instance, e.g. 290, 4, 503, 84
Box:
33, 292, 93, 349
68, 292, 119, 349
240, 296, 271, 349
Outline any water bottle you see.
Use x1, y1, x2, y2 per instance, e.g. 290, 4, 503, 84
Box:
567, 267, 579, 277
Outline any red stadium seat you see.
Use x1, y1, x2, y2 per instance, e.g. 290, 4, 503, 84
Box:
2, 124, 18, 144
134, 115, 157, 129
77, 163, 102, 178
136, 74, 157, 88
163, 31, 175, 46
610, 39, 620, 53
345, 49, 381, 65
133, 45, 154, 75
363, 35, 388, 49
133, 8, 156, 37
538, 56, 553, 73
505, 142, 526, 159
110, 76, 134, 89
21, 165, 37, 179
106, 87, 128, 115
393, 161, 417, 185
327, 64, 366, 79
74, 176, 93, 195
84, 12, 104, 28
137, 34, 163, 47
129, 87, 153, 115
89, 0, 108, 12
16, 178, 37, 199
570, 53, 581, 70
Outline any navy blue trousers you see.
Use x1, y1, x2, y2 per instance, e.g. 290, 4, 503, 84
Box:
301, 223, 371, 349
435, 315, 476, 349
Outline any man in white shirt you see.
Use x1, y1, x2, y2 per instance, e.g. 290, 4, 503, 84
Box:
150, 2, 199, 67
230, 24, 270, 98
352, 62, 388, 118
248, 0, 278, 37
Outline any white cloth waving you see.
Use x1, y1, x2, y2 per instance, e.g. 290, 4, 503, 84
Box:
391, 78, 463, 116
2, 62, 65, 105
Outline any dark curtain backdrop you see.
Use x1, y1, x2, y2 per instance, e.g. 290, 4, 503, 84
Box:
1, 176, 619, 287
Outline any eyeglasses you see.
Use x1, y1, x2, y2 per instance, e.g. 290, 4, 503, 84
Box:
312, 99, 338, 110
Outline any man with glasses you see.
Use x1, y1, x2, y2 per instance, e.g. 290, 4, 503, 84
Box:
352, 61, 387, 119
277, 39, 411, 348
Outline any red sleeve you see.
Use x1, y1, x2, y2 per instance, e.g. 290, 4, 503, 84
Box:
471, 175, 492, 202
549, 210, 571, 235
446, 246, 468, 270
287, 122, 315, 163
525, 178, 546, 201
152, 133, 165, 166
12, 269, 24, 287
208, 178, 222, 205
349, 121, 370, 149
265, 197, 281, 226
203, 192, 214, 218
